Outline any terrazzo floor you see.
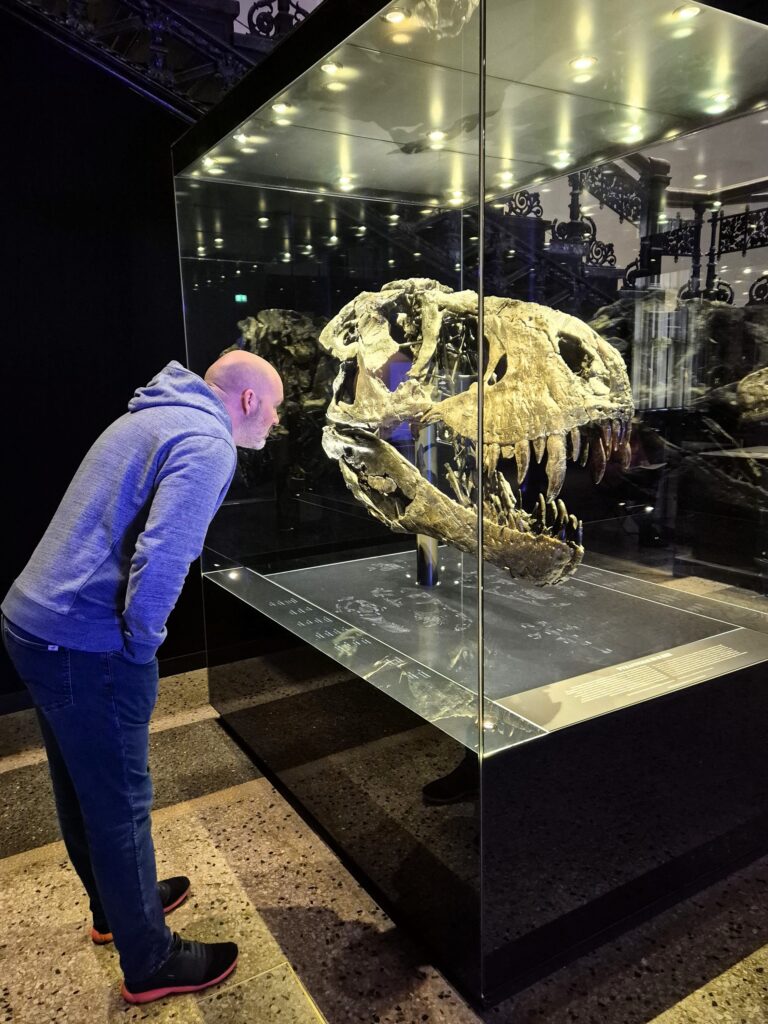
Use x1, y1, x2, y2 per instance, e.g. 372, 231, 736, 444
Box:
1, 656, 767, 1023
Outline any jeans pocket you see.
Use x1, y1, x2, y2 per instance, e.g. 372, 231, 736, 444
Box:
2, 620, 73, 711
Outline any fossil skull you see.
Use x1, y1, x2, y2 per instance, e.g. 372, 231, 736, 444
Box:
320, 279, 633, 585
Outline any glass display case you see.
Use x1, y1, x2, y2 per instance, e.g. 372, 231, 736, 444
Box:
173, 0, 768, 1004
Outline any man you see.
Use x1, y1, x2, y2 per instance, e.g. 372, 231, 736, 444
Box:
1, 352, 283, 1005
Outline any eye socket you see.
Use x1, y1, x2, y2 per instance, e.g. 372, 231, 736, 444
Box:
557, 332, 591, 375
335, 359, 358, 403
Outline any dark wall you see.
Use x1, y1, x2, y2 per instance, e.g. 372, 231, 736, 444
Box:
0, 11, 206, 709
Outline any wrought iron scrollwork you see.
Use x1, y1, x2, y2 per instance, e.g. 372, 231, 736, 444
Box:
622, 259, 641, 289
717, 206, 768, 256
580, 164, 643, 225
550, 216, 616, 266
503, 190, 543, 218
652, 217, 697, 261
747, 274, 768, 305
246, 0, 307, 37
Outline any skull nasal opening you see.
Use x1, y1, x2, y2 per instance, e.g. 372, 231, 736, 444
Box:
557, 332, 592, 375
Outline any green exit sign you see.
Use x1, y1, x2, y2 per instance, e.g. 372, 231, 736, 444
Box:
235, 293, 248, 303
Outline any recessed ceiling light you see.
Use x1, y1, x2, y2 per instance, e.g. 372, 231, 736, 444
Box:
271, 102, 290, 114
321, 61, 341, 75
388, 258, 396, 266
385, 8, 405, 23
712, 200, 722, 208
214, 237, 224, 245
233, 133, 247, 144
744, 267, 753, 274
693, 173, 707, 180
673, 3, 701, 19
413, 251, 422, 257
569, 55, 598, 71
388, 214, 400, 222
258, 216, 269, 225
196, 246, 206, 254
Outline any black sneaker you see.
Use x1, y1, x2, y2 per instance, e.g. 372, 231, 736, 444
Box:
422, 752, 479, 805
91, 876, 191, 944
121, 932, 239, 1005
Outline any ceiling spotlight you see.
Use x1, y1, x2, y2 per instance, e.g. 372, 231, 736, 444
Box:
428, 130, 446, 142
338, 175, 352, 185
328, 234, 339, 244
233, 133, 247, 144
326, 81, 347, 92
321, 61, 341, 75
384, 8, 406, 23
569, 55, 598, 71
271, 102, 290, 114
388, 214, 400, 223
499, 171, 514, 183
388, 258, 396, 266
693, 173, 707, 180
280, 252, 292, 262
196, 246, 206, 254
712, 200, 722, 208
413, 251, 422, 257
258, 216, 269, 226
214, 237, 224, 246
673, 3, 701, 19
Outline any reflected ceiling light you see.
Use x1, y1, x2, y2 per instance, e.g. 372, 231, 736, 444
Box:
744, 267, 753, 274
673, 3, 701, 19
391, 32, 411, 43
569, 55, 597, 71
712, 200, 722, 208
258, 216, 269, 226
328, 234, 339, 244
240, 147, 256, 154
196, 246, 206, 254
280, 252, 292, 262
671, 26, 694, 38
664, 128, 681, 139
214, 237, 224, 245
326, 81, 347, 92
693, 173, 707, 180
454, 262, 461, 270
498, 171, 514, 183
202, 156, 214, 167
321, 61, 342, 74
419, 208, 432, 214
428, 129, 446, 142
275, 118, 292, 126
469, 235, 478, 242
303, 245, 313, 254
384, 8, 406, 22
762, 119, 768, 125
704, 91, 733, 115
233, 133, 248, 144
272, 102, 291, 114
388, 258, 396, 266
207, 168, 225, 175
542, 187, 552, 193
338, 175, 352, 185
388, 213, 400, 223
572, 74, 593, 84
413, 251, 422, 257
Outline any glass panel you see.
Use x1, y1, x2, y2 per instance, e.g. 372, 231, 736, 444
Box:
174, 0, 490, 752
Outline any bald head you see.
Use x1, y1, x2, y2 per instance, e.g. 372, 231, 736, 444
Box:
205, 350, 283, 449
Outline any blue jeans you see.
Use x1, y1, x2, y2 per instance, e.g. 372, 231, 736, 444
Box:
2, 616, 173, 984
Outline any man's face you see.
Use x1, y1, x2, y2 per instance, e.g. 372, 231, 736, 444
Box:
242, 375, 283, 450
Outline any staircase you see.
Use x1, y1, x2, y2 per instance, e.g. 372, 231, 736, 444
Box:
3, 0, 306, 120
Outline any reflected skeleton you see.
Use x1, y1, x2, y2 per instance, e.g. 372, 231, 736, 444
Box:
320, 279, 634, 585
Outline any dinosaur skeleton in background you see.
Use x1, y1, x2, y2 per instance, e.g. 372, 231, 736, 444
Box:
319, 279, 634, 586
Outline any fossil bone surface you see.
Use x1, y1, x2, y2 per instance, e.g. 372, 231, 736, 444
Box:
320, 279, 634, 585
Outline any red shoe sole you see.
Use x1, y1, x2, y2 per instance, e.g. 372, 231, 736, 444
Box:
91, 884, 191, 945
120, 955, 238, 1004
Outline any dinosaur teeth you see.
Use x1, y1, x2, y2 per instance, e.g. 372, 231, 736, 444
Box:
601, 421, 612, 452
591, 435, 607, 484
532, 436, 547, 463
579, 437, 590, 467
514, 440, 530, 486
545, 433, 568, 499
569, 426, 581, 463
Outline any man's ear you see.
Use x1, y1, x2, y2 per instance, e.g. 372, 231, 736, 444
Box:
242, 388, 259, 415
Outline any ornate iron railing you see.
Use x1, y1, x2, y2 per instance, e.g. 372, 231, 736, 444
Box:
7, 0, 256, 119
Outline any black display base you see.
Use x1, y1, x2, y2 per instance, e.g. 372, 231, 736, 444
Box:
205, 581, 768, 1006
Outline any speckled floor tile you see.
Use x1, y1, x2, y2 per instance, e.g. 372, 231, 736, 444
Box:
196, 962, 324, 1024
660, 576, 729, 596
209, 649, 355, 716
154, 669, 211, 719
0, 719, 262, 858
0, 707, 41, 760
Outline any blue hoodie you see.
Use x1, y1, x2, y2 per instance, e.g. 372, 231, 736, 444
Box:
2, 361, 237, 664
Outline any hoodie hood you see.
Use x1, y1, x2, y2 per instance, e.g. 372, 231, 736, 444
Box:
128, 360, 232, 434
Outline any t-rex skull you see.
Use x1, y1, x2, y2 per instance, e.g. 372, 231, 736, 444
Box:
320, 279, 634, 585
